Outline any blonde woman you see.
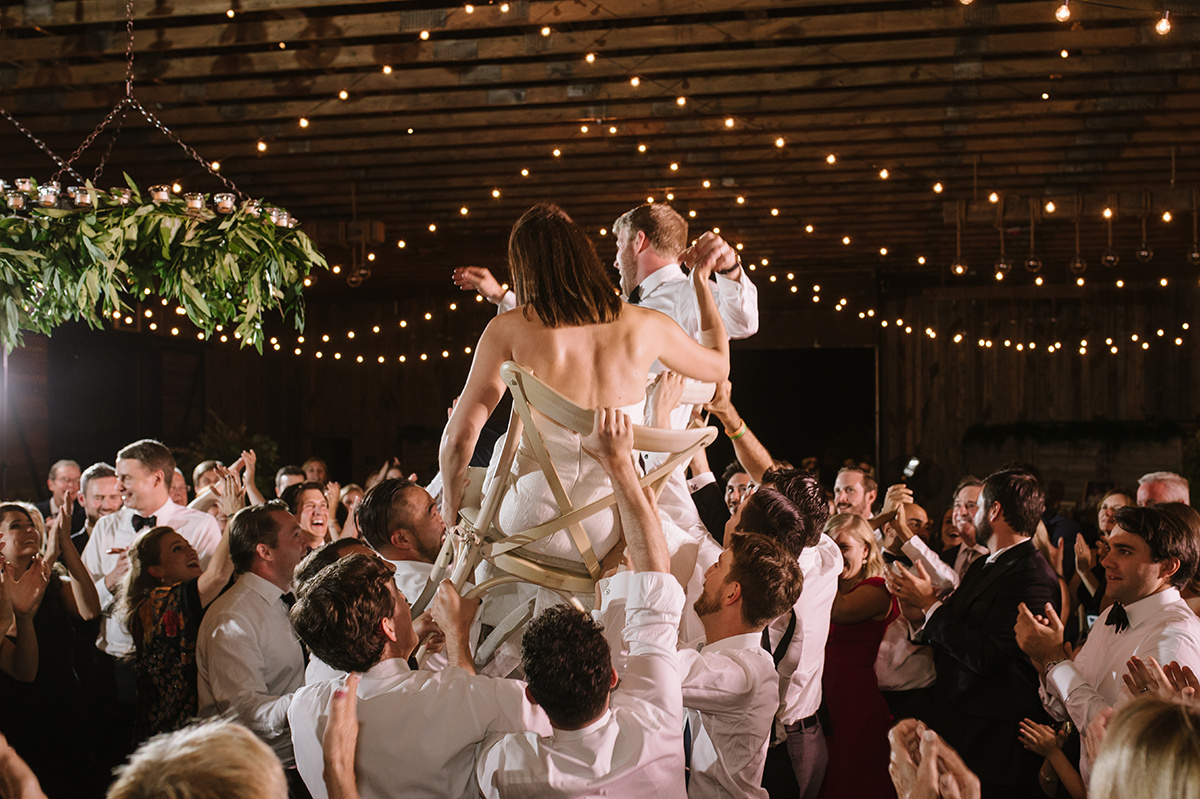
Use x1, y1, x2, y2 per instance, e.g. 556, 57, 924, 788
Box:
819, 513, 900, 799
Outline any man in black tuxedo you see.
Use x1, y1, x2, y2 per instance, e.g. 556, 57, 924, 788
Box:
892, 467, 1060, 798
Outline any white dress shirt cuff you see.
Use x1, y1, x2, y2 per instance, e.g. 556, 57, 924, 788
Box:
497, 290, 517, 313
687, 472, 716, 492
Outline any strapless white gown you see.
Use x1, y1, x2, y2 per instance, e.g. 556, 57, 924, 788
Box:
481, 399, 646, 566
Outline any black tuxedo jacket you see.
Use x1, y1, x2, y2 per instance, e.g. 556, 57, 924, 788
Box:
691, 482, 730, 546
919, 539, 1061, 798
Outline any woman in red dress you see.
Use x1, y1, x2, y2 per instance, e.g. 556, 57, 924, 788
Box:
819, 512, 900, 799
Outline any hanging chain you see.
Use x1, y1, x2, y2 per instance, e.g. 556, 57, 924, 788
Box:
91, 105, 128, 184
0, 108, 83, 183
51, 98, 132, 185
127, 99, 243, 198
124, 0, 136, 99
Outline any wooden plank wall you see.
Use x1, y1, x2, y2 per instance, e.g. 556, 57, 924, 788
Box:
877, 283, 1199, 509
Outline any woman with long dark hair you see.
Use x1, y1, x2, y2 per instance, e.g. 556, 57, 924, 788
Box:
439, 203, 731, 566
122, 476, 236, 741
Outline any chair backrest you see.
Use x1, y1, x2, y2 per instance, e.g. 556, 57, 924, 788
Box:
462, 361, 716, 585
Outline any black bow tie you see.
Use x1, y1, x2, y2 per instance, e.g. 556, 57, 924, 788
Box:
627, 285, 642, 304
1105, 602, 1129, 633
131, 514, 157, 532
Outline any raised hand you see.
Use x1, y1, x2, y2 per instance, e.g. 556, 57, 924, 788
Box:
1017, 719, 1062, 757
7, 558, 50, 619
680, 231, 738, 281
1014, 602, 1067, 669
581, 408, 635, 468
322, 673, 361, 799
889, 561, 936, 613
452, 266, 506, 304
1073, 534, 1095, 574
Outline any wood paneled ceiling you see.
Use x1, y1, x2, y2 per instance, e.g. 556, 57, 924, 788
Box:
3, 0, 1199, 305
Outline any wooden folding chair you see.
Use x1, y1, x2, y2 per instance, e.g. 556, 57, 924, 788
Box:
414, 361, 717, 668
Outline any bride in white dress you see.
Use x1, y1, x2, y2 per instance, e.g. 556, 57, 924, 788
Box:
439, 203, 733, 580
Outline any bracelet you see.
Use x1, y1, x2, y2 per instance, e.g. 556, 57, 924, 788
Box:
715, 253, 742, 276
726, 420, 748, 439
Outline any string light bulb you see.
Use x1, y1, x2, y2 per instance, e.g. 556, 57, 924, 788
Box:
989, 192, 999, 203
419, 30, 430, 40
676, 96, 687, 106
826, 154, 837, 164
211, 161, 221, 171
933, 182, 943, 193
382, 65, 392, 74
1055, 0, 1070, 22
879, 168, 889, 180
540, 26, 551, 36
775, 137, 785, 148
630, 77, 640, 87
299, 117, 309, 128
1163, 211, 1173, 222
585, 53, 596, 63
638, 144, 647, 153
1045, 201, 1056, 213
1156, 10, 1171, 34
725, 118, 735, 128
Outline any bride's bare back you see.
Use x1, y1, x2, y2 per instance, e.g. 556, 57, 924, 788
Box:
502, 305, 679, 409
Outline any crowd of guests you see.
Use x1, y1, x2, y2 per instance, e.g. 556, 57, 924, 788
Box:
0, 200, 1198, 799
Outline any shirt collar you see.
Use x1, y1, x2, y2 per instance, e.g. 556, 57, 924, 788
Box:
699, 632, 764, 655
1125, 587, 1183, 628
138, 498, 175, 521
240, 571, 285, 604
633, 263, 684, 298
363, 656, 411, 681
551, 709, 613, 741
984, 539, 1023, 565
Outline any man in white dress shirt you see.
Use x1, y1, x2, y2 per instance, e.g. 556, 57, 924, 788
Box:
288, 552, 548, 799
355, 478, 445, 605
197, 502, 309, 774
1015, 501, 1200, 785
682, 532, 804, 798
476, 407, 688, 798
746, 470, 838, 799
81, 438, 222, 769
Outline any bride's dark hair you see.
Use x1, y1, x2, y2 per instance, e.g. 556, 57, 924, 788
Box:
508, 203, 621, 328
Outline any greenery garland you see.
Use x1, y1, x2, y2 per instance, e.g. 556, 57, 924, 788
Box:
0, 175, 326, 352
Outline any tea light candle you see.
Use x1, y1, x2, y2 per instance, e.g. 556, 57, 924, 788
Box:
184, 192, 204, 210
38, 182, 60, 207
109, 188, 132, 206
268, 207, 283, 225
214, 193, 236, 213
14, 178, 33, 193
245, 200, 261, 217
149, 185, 171, 201
71, 187, 93, 208
5, 192, 26, 211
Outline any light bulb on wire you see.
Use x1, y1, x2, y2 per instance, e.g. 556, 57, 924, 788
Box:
1055, 0, 1070, 22
1156, 10, 1171, 34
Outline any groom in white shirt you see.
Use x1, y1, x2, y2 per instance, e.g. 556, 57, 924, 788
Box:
1015, 501, 1200, 785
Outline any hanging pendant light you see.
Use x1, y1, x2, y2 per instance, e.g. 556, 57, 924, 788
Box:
1025, 199, 1042, 273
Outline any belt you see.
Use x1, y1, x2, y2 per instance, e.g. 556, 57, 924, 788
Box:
787, 713, 821, 733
